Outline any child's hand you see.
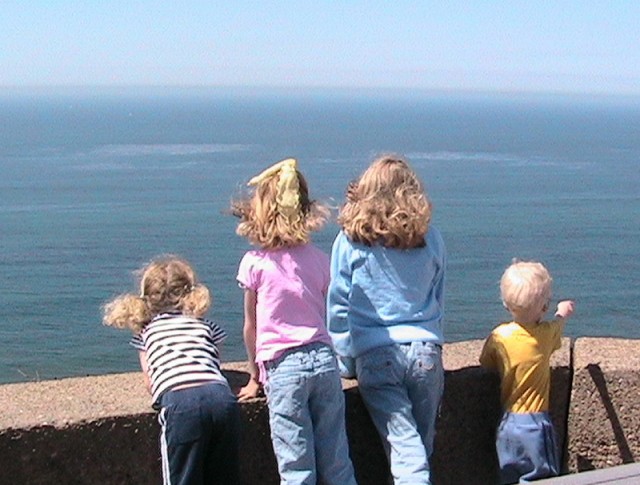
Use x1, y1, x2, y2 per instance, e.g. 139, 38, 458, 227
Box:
555, 300, 575, 319
237, 377, 261, 402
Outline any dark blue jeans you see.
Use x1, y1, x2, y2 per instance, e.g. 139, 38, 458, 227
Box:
158, 382, 240, 485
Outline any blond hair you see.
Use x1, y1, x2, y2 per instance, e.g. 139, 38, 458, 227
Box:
102, 256, 211, 333
500, 260, 553, 324
231, 160, 329, 249
338, 155, 431, 249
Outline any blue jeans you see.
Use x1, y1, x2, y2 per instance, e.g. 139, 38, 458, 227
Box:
263, 342, 357, 485
497, 411, 559, 484
356, 341, 444, 485
159, 382, 240, 485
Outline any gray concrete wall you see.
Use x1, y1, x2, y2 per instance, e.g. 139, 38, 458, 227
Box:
1, 338, 637, 485
567, 338, 640, 472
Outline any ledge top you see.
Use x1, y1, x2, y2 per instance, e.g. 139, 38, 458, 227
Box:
574, 337, 640, 369
2, 338, 635, 431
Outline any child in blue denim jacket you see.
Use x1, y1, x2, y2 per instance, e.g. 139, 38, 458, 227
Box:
233, 159, 357, 485
328, 156, 446, 485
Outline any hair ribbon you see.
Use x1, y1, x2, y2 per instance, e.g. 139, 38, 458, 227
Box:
248, 158, 301, 222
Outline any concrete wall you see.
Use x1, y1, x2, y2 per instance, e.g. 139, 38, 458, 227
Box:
1, 338, 638, 485
567, 338, 640, 472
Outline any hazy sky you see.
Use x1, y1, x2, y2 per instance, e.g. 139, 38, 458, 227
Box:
2, 1, 639, 95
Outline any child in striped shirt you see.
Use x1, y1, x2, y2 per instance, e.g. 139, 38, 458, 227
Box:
103, 256, 240, 485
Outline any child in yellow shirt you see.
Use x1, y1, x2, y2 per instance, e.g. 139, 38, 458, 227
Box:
480, 260, 575, 484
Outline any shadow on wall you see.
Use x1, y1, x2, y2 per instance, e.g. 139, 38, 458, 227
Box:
1, 366, 508, 485
433, 366, 502, 485
232, 366, 506, 485
578, 364, 635, 470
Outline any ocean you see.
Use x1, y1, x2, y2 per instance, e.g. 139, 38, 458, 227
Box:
1, 88, 638, 384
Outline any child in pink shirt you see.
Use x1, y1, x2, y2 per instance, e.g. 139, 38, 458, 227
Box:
232, 158, 357, 485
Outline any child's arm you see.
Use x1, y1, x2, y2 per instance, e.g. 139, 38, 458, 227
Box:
549, 300, 575, 351
554, 300, 575, 320
430, 227, 446, 316
138, 350, 152, 395
327, 232, 356, 377
237, 288, 261, 401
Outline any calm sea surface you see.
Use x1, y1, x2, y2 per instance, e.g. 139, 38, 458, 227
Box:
1, 88, 638, 384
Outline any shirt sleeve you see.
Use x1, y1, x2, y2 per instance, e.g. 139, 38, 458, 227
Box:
320, 249, 331, 298
327, 231, 355, 358
429, 227, 447, 317
549, 318, 566, 351
206, 319, 227, 345
479, 333, 498, 370
129, 333, 144, 351
237, 252, 257, 290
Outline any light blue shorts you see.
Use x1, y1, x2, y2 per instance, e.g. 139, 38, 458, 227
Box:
497, 411, 559, 484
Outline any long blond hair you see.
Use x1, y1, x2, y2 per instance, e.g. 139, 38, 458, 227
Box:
231, 158, 329, 249
338, 155, 431, 249
102, 256, 211, 333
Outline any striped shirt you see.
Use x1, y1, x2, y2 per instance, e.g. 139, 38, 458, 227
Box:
130, 313, 228, 408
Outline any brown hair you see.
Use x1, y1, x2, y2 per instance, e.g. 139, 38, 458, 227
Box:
231, 160, 328, 249
102, 256, 211, 333
338, 155, 431, 249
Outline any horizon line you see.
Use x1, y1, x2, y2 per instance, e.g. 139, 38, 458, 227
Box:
2, 84, 640, 101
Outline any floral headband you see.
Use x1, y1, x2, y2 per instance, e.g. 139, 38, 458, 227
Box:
248, 158, 301, 222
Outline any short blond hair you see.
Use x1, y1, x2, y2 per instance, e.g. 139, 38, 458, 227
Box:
500, 260, 552, 324
232, 163, 328, 249
338, 155, 431, 249
102, 256, 211, 333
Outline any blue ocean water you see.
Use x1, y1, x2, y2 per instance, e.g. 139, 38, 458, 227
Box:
1, 88, 638, 384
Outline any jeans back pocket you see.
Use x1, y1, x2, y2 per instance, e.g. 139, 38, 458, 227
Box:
356, 346, 403, 388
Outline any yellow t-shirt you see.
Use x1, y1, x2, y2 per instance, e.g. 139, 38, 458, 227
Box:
479, 319, 564, 413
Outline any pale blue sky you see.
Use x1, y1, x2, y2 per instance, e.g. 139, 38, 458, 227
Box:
2, 1, 639, 95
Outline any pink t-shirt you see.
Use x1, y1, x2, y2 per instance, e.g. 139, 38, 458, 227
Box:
237, 243, 332, 363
